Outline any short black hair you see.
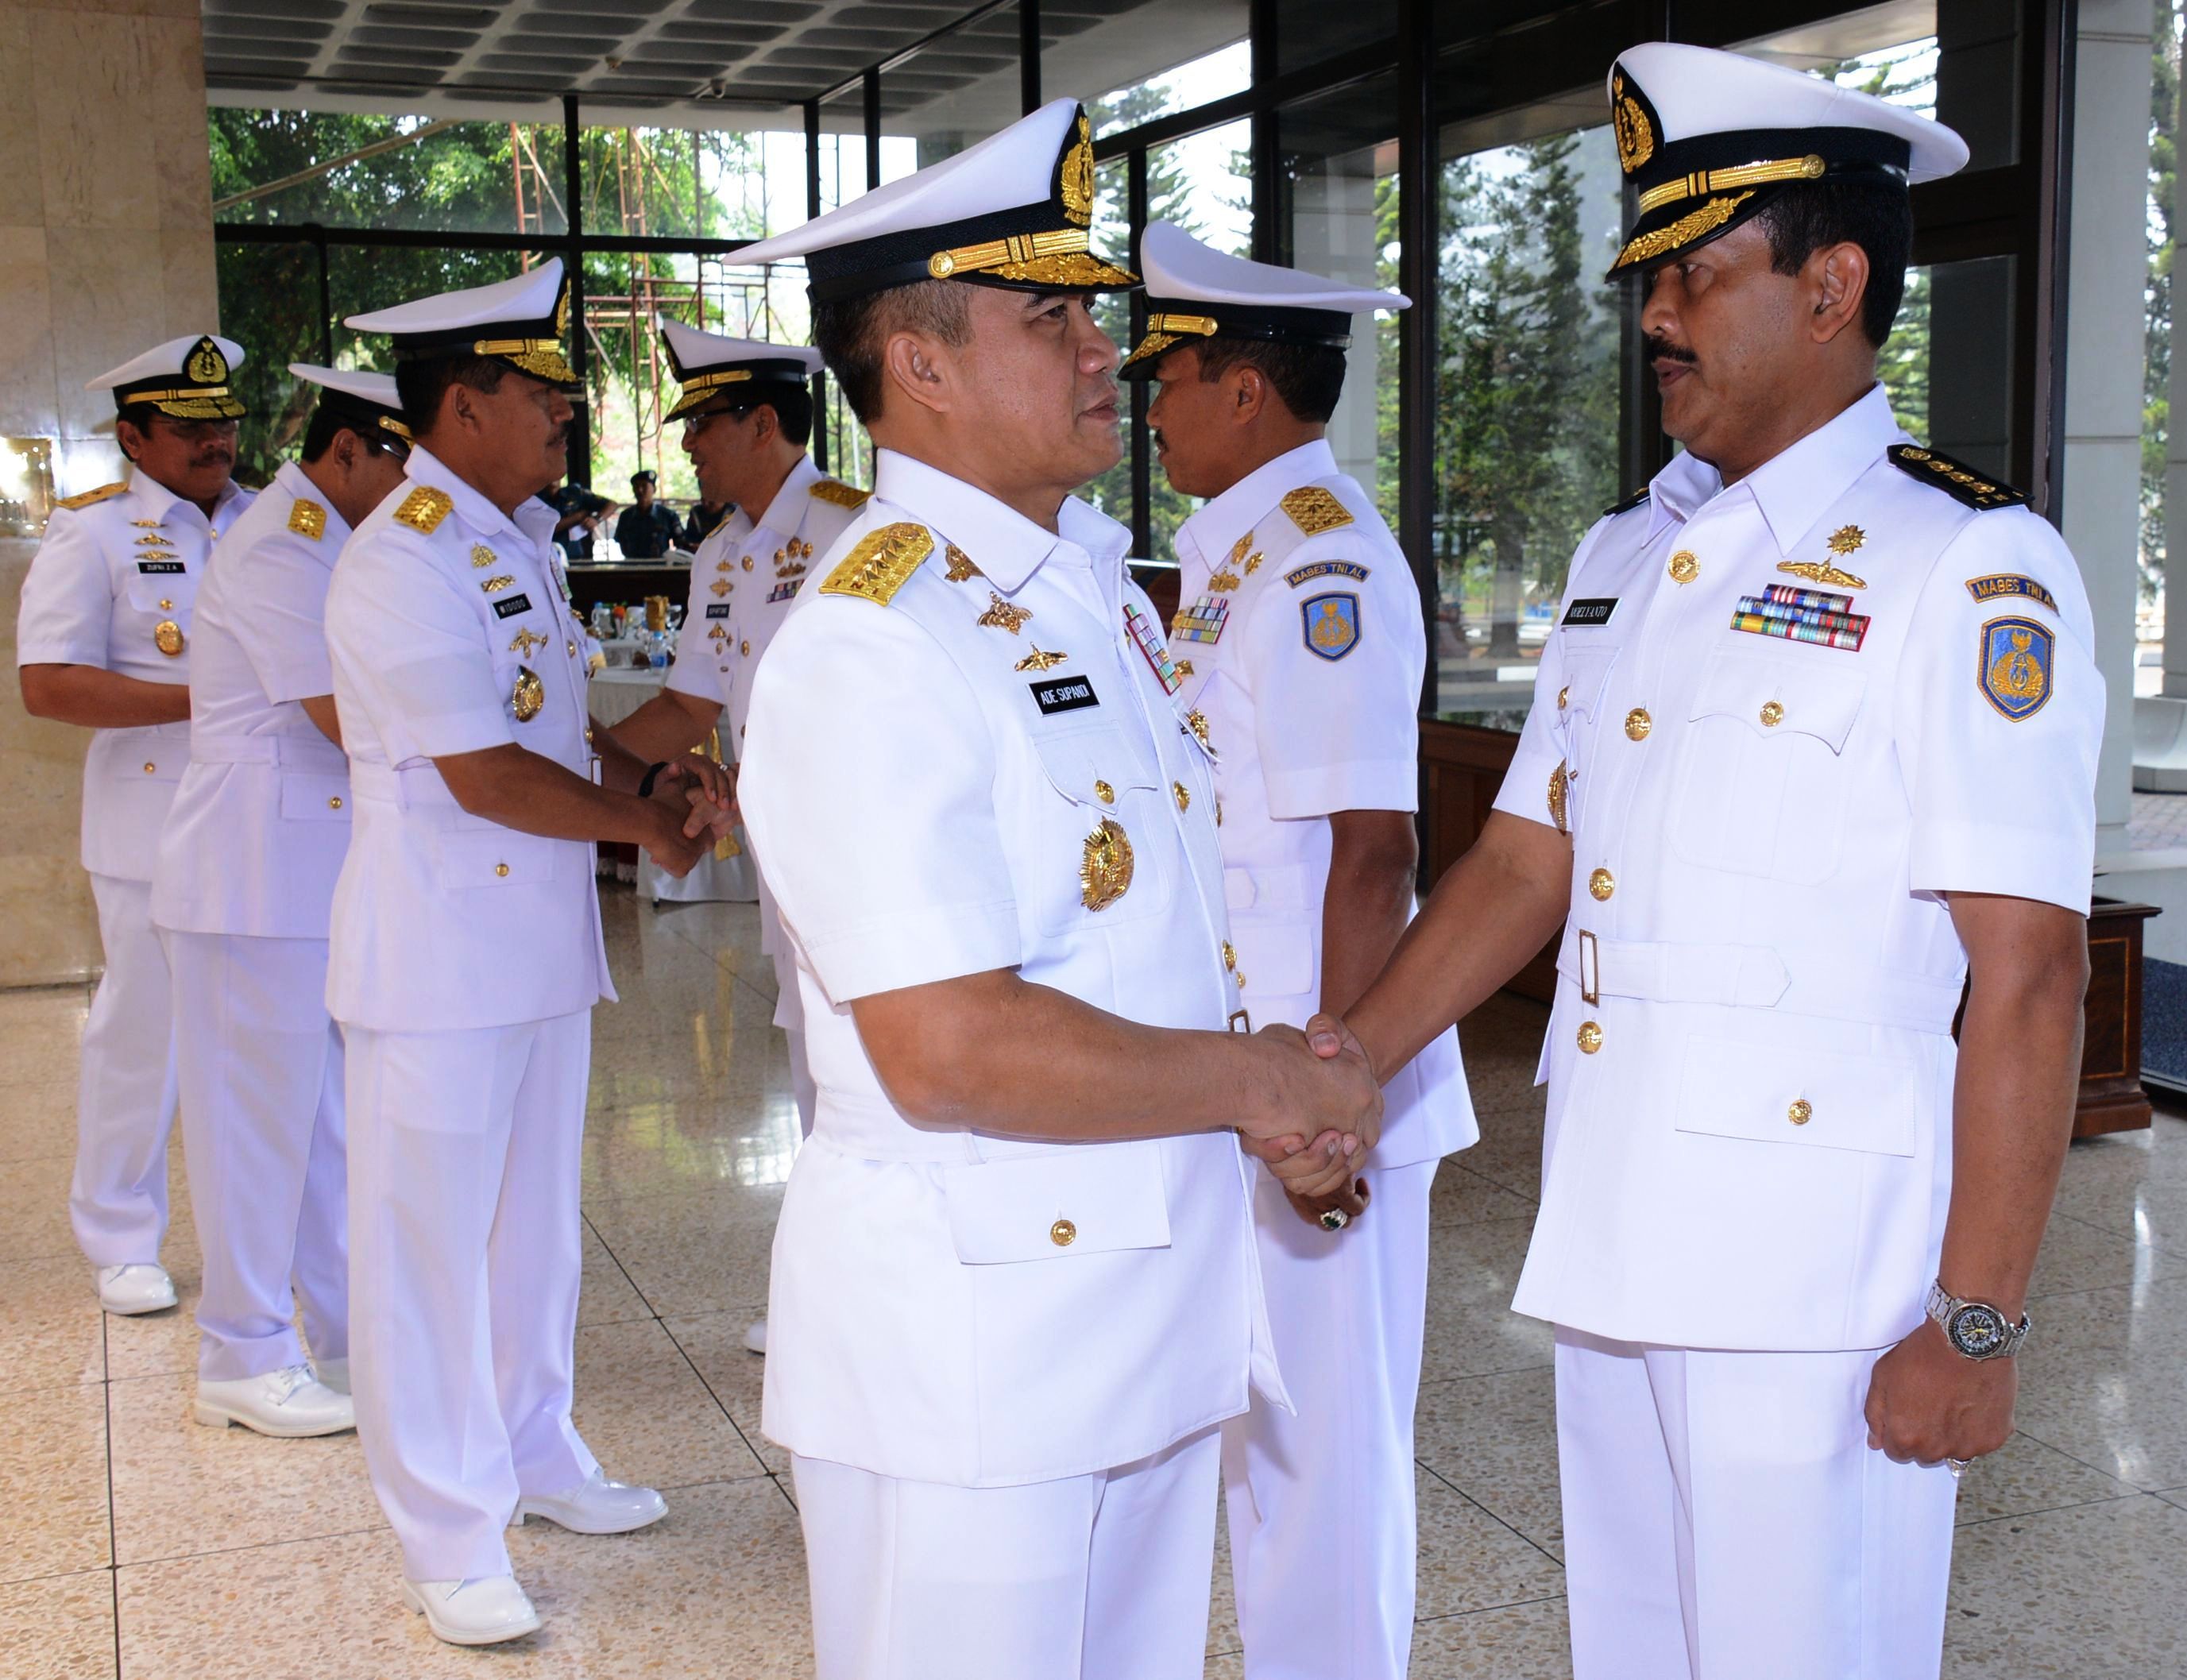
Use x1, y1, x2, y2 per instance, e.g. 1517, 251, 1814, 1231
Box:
1188, 338, 1349, 425
812, 280, 972, 424
1750, 179, 1912, 349
394, 353, 508, 437
720, 384, 815, 448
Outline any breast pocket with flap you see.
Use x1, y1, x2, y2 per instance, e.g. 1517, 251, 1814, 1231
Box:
1670, 651, 1868, 883
1025, 725, 1169, 936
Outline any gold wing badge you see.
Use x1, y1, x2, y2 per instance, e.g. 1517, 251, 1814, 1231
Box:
1777, 524, 1868, 590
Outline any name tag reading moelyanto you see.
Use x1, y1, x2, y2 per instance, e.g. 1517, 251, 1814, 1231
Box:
1563, 597, 1618, 628
1030, 675, 1099, 716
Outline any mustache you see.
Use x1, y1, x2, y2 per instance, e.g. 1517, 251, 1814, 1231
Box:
1644, 333, 1698, 367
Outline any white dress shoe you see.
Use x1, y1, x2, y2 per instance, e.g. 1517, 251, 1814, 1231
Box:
743, 1316, 767, 1354
95, 1264, 177, 1315
313, 1356, 350, 1396
193, 1364, 355, 1437
515, 1470, 668, 1535
400, 1575, 541, 1646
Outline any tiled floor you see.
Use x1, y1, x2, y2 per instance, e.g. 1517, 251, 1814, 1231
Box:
6, 886, 2187, 1676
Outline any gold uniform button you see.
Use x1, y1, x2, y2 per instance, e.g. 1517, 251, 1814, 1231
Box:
328, 796, 342, 811
1095, 779, 1115, 805
1624, 707, 1652, 741
158, 598, 174, 611
1588, 867, 1615, 902
1760, 700, 1785, 728
1788, 1099, 1813, 1126
1049, 1218, 1076, 1248
567, 639, 578, 657
142, 762, 156, 774
1557, 685, 1570, 710
1668, 550, 1699, 584
494, 862, 511, 879
1577, 1020, 1604, 1055
1172, 780, 1190, 813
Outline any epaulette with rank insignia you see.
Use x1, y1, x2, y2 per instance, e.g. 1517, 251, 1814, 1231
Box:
54, 481, 126, 512
818, 523, 932, 605
1601, 486, 1650, 519
809, 478, 871, 510
288, 498, 327, 540
1281, 485, 1353, 536
393, 485, 454, 534
1888, 445, 2028, 512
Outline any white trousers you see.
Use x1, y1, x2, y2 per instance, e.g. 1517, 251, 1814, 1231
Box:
794, 1426, 1223, 1680
346, 1012, 597, 1582
1557, 1328, 1958, 1680
71, 873, 179, 1267
1224, 1159, 1435, 1680
163, 930, 348, 1381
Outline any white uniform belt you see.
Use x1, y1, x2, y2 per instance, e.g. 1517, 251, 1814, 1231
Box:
1555, 925, 1962, 1034
346, 760, 459, 808
188, 734, 347, 774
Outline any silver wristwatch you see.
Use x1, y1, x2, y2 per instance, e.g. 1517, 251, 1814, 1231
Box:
1925, 1280, 2031, 1361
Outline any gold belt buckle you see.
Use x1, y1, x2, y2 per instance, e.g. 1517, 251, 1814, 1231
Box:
1227, 1009, 1252, 1033
1578, 929, 1600, 1006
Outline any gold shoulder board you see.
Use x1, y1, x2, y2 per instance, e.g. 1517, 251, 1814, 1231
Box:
1887, 445, 2028, 512
393, 485, 454, 534
818, 523, 933, 605
809, 478, 872, 510
288, 497, 328, 540
1281, 485, 1354, 536
54, 481, 126, 512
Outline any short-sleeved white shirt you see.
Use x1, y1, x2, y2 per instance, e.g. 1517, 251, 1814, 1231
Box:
1491, 384, 2102, 1353
737, 447, 1283, 1489
1171, 440, 1474, 1168
152, 462, 353, 939
323, 445, 613, 1033
16, 469, 253, 880
664, 451, 867, 750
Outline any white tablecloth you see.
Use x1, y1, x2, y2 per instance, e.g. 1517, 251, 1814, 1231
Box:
586, 667, 757, 906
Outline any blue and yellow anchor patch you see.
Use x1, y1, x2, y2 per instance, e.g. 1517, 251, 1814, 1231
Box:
1302, 592, 1361, 662
1977, 616, 2054, 721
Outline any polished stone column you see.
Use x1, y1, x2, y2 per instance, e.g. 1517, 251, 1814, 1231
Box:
0, 0, 218, 985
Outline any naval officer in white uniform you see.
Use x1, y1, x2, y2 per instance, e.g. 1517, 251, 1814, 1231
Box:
1341, 47, 2101, 1679
733, 99, 1385, 1680
149, 367, 415, 1437
17, 334, 256, 1315
1125, 222, 1477, 1680
609, 326, 863, 1134
326, 261, 732, 1646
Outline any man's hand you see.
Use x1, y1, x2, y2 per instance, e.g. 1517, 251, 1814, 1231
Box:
659, 751, 737, 825
1236, 1013, 1381, 1199
1864, 1319, 2015, 1466
644, 786, 719, 876
1288, 1176, 1370, 1231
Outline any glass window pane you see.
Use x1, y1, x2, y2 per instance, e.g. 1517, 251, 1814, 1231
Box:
578, 124, 814, 243
1275, 0, 1395, 78
1280, 79, 1396, 516
215, 241, 325, 489
211, 110, 567, 235
1041, 0, 1250, 140
1893, 254, 2016, 478
1739, 3, 2021, 172
1431, 121, 1624, 720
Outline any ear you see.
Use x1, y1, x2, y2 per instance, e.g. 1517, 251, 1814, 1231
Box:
1228, 362, 1272, 428
1809, 240, 1871, 348
446, 380, 482, 437
751, 404, 778, 446
882, 327, 954, 419
330, 428, 360, 475
114, 419, 145, 463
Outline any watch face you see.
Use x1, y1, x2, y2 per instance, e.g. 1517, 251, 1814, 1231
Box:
1948, 1303, 2008, 1358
